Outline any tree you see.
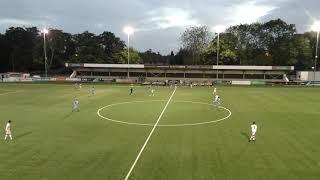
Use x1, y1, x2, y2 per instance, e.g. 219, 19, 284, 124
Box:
287, 34, 312, 69
180, 26, 211, 64
0, 20, 316, 74
203, 33, 238, 65
5, 27, 38, 72
46, 30, 73, 72
227, 23, 271, 65
227, 24, 255, 65
98, 31, 125, 63
70, 31, 104, 63
263, 19, 297, 65
0, 33, 11, 72
169, 51, 175, 65
226, 19, 297, 65
263, 19, 296, 45
32, 29, 75, 74
302, 32, 319, 69
139, 49, 167, 64
174, 49, 192, 65
119, 48, 142, 64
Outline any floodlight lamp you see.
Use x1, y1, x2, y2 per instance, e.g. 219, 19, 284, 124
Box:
213, 25, 226, 33
311, 21, 320, 32
42, 28, 49, 34
123, 26, 134, 35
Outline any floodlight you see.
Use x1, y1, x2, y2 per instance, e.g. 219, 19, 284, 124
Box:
123, 26, 134, 35
42, 28, 49, 34
311, 21, 320, 32
213, 25, 226, 33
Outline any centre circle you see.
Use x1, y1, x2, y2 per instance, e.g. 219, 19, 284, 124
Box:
97, 100, 232, 127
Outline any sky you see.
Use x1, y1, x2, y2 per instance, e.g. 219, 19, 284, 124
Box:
0, 0, 319, 54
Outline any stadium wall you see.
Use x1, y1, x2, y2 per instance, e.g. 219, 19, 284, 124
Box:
297, 71, 320, 81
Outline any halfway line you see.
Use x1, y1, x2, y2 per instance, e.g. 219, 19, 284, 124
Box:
124, 87, 177, 180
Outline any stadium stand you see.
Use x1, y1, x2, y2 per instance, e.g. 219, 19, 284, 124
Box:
65, 63, 295, 85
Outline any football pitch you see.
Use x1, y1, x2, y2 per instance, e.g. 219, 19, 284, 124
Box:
0, 83, 320, 180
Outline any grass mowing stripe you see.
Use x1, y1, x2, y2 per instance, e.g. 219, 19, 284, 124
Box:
124, 87, 177, 180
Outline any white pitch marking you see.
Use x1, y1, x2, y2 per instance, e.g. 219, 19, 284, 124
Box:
97, 101, 232, 127
0, 90, 24, 96
97, 100, 167, 126
124, 87, 177, 180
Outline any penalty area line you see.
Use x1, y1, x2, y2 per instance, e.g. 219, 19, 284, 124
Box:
124, 87, 177, 180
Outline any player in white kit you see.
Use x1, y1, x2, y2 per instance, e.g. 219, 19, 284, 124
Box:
213, 87, 217, 96
74, 83, 78, 89
249, 122, 258, 142
149, 88, 155, 96
214, 95, 221, 106
91, 86, 95, 96
4, 120, 12, 140
72, 99, 80, 112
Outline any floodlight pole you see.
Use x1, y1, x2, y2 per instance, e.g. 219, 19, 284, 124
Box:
314, 30, 319, 82
127, 33, 130, 78
216, 32, 220, 80
43, 32, 48, 78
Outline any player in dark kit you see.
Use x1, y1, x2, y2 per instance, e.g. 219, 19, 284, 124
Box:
130, 84, 134, 95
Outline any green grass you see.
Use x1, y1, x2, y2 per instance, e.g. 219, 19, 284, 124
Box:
0, 83, 320, 180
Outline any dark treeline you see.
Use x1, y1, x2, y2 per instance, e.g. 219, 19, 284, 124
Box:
178, 19, 318, 70
0, 19, 318, 74
0, 27, 146, 74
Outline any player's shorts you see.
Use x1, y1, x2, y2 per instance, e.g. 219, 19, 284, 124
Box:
251, 131, 256, 136
6, 130, 11, 135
